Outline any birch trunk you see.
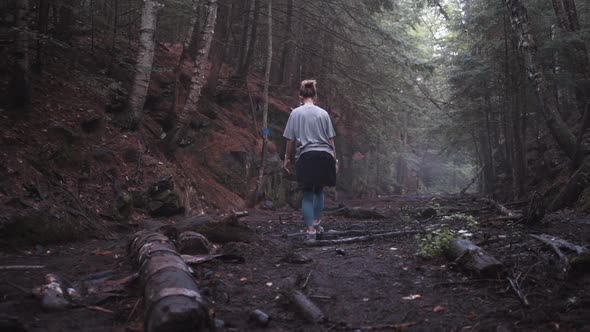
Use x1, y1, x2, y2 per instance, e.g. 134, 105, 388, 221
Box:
12, 0, 31, 111
252, 0, 272, 205
504, 0, 580, 160
166, 0, 218, 151
123, 0, 160, 129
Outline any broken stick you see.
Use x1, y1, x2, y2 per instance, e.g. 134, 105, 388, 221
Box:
305, 230, 420, 247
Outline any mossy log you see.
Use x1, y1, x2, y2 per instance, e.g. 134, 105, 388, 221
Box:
129, 231, 212, 332
445, 238, 503, 276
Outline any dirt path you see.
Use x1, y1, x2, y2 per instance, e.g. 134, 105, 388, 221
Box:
1, 195, 589, 331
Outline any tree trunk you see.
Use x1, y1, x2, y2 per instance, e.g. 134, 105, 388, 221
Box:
207, 0, 233, 95
551, 0, 590, 117
35, 0, 50, 72
180, 0, 200, 66
504, 0, 581, 160
252, 0, 272, 206
56, 0, 75, 42
166, 0, 218, 151
237, 0, 260, 81
10, 0, 31, 112
120, 0, 160, 129
236, 0, 252, 70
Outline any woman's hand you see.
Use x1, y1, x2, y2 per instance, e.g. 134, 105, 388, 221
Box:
283, 157, 291, 174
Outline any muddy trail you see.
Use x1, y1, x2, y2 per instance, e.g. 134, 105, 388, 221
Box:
1, 195, 590, 332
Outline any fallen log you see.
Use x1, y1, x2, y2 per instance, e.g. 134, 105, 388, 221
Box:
305, 230, 420, 247
290, 290, 325, 323
129, 231, 212, 332
444, 238, 503, 276
160, 211, 254, 243
328, 207, 386, 219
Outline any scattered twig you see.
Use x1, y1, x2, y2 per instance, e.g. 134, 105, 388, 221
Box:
126, 299, 141, 323
5, 280, 30, 294
507, 276, 529, 306
302, 270, 313, 289
344, 321, 420, 330
432, 279, 504, 288
306, 230, 421, 247
85, 305, 115, 314
0, 265, 45, 270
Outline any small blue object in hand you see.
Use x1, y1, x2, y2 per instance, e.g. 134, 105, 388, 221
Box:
262, 128, 270, 137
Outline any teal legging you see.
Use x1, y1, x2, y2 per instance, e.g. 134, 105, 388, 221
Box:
302, 190, 324, 227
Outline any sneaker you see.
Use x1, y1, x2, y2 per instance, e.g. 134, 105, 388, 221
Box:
304, 230, 317, 243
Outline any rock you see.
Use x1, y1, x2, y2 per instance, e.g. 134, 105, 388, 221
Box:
105, 82, 128, 113
249, 309, 271, 327
420, 207, 437, 219
48, 122, 79, 144
112, 190, 133, 221
80, 114, 104, 133
177, 231, 214, 255
281, 252, 312, 264
214, 319, 225, 329
139, 219, 164, 231
146, 178, 184, 217
93, 147, 116, 164
122, 147, 140, 163
0, 315, 27, 332
260, 200, 275, 211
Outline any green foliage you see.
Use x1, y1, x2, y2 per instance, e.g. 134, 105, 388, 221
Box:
441, 212, 479, 227
416, 227, 455, 259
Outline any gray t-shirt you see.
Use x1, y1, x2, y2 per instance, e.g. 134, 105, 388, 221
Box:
283, 104, 336, 160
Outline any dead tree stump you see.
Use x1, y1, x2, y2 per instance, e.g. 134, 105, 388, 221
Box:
445, 238, 503, 276
129, 231, 212, 332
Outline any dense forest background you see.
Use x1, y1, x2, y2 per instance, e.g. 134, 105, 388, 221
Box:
1, 0, 590, 240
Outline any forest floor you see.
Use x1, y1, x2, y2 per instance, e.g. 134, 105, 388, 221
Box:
1, 194, 590, 332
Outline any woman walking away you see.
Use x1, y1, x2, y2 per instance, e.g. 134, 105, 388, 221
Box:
283, 80, 338, 242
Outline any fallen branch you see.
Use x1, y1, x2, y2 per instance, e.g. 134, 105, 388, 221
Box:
305, 230, 421, 247
129, 230, 212, 332
481, 198, 521, 219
